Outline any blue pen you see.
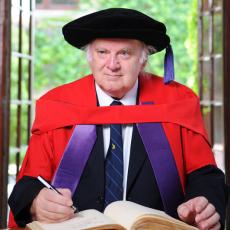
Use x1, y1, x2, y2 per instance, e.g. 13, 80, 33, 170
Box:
37, 175, 78, 213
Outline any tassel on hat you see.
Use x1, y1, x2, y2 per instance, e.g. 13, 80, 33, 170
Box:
164, 44, 175, 84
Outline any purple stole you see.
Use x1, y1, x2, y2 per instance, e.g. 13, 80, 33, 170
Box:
52, 122, 184, 218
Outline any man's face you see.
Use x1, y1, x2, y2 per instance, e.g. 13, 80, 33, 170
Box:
88, 38, 146, 99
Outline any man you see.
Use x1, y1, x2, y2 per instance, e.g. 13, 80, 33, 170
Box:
8, 8, 227, 229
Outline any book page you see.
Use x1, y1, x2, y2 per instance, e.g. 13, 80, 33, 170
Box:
104, 201, 197, 230
104, 201, 170, 229
27, 209, 124, 230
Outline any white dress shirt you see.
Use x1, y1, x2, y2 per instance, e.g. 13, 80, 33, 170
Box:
95, 80, 138, 199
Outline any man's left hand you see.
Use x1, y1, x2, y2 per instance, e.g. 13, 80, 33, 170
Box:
177, 196, 220, 230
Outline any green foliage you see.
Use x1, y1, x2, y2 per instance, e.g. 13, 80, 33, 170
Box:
34, 16, 90, 97
34, 0, 198, 97
186, 0, 199, 93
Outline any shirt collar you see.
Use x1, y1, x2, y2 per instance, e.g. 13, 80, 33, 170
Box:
95, 79, 138, 106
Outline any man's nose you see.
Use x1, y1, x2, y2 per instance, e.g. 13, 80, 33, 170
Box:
107, 55, 120, 71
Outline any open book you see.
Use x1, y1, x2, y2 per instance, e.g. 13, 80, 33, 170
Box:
26, 201, 198, 230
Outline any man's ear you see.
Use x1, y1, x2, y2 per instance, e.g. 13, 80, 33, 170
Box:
141, 59, 147, 70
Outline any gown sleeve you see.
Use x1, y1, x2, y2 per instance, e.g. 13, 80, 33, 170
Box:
8, 176, 45, 227
8, 132, 56, 228
8, 127, 73, 228
185, 165, 228, 230
181, 128, 228, 229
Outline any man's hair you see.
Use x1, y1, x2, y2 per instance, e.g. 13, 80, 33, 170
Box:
139, 44, 157, 64
82, 42, 156, 64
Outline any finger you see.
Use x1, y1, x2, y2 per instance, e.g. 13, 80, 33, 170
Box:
36, 199, 75, 222
209, 222, 221, 230
196, 212, 220, 230
37, 191, 73, 213
42, 188, 73, 207
57, 188, 73, 206
37, 208, 74, 223
40, 200, 74, 215
177, 203, 190, 218
192, 196, 209, 213
31, 188, 75, 223
58, 188, 72, 198
177, 196, 210, 225
195, 203, 216, 223
35, 189, 74, 215
177, 203, 196, 224
178, 196, 208, 216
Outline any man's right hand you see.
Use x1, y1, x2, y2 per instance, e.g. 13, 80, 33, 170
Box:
30, 188, 75, 223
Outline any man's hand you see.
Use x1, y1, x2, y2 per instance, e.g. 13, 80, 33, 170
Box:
30, 188, 75, 223
177, 196, 220, 230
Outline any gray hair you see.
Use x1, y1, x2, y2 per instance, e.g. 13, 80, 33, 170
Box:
139, 44, 157, 64
82, 44, 92, 62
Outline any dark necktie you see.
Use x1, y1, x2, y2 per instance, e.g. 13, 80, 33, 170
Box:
104, 100, 123, 207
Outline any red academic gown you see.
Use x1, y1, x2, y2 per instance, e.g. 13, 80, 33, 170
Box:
8, 73, 217, 227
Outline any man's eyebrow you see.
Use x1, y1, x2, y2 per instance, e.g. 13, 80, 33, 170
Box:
121, 47, 131, 51
94, 47, 109, 53
93, 46, 136, 52
95, 47, 106, 50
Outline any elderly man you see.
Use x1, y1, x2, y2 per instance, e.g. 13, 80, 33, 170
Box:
8, 8, 227, 229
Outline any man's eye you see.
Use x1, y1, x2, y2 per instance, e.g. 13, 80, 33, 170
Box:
121, 50, 129, 55
97, 50, 106, 54
119, 50, 131, 59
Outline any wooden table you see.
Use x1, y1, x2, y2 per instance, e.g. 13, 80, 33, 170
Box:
0, 228, 24, 229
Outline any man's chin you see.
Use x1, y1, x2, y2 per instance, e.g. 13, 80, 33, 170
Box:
106, 88, 127, 99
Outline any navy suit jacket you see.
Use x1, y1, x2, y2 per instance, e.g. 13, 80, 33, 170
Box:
73, 125, 163, 212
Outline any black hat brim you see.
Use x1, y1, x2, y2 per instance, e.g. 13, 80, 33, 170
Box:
62, 8, 170, 53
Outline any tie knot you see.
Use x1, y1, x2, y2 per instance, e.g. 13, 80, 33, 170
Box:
111, 100, 122, 106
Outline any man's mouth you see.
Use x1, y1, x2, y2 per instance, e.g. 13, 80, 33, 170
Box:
105, 73, 122, 77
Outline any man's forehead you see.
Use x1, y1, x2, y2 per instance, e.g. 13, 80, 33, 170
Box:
91, 38, 143, 49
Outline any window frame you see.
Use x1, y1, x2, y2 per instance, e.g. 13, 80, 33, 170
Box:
0, 0, 11, 228
223, 0, 230, 228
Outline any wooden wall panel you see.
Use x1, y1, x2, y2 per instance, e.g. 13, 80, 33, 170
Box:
0, 0, 11, 228
223, 0, 230, 228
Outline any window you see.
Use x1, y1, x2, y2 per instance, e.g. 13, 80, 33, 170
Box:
36, 0, 78, 10
198, 0, 224, 171
9, 0, 35, 203
0, 0, 11, 227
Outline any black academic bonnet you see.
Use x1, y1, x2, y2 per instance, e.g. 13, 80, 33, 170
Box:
62, 8, 170, 53
62, 8, 174, 84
